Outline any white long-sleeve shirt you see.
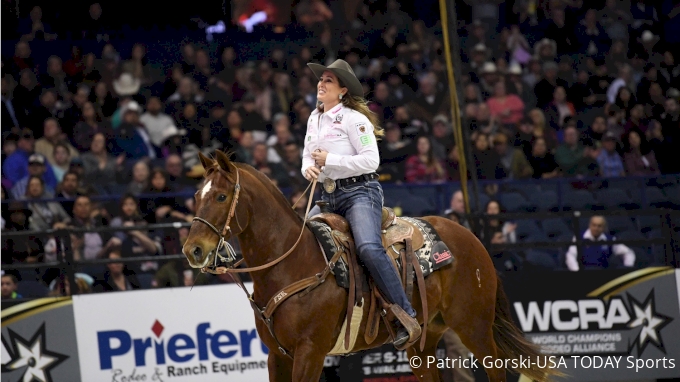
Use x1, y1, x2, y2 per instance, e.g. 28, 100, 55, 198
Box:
301, 103, 380, 182
565, 229, 635, 271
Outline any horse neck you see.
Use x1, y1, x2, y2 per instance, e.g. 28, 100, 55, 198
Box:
235, 173, 322, 302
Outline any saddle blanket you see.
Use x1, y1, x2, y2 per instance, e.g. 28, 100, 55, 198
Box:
305, 217, 454, 289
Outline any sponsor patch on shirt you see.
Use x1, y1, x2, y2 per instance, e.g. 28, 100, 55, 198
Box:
334, 114, 343, 124
360, 135, 372, 146
355, 122, 369, 135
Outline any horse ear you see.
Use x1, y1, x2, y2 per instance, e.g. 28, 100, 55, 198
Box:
214, 150, 232, 173
198, 152, 214, 170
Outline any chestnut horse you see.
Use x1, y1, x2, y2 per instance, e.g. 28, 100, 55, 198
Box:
182, 151, 557, 382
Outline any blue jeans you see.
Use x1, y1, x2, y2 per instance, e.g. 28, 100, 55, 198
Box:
309, 179, 416, 317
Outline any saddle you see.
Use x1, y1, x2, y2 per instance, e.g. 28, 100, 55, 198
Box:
309, 205, 425, 258
309, 203, 428, 352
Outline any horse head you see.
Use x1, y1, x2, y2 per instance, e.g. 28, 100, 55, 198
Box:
182, 150, 250, 269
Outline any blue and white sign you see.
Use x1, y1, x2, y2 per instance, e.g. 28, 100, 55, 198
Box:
73, 284, 270, 381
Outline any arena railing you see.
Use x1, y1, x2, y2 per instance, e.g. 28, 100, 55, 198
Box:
2, 205, 678, 305
2, 174, 678, 212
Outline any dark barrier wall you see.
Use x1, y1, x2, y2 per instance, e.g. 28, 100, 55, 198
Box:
3, 269, 679, 382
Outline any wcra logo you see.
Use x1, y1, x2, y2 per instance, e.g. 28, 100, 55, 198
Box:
1, 323, 69, 382
513, 289, 673, 356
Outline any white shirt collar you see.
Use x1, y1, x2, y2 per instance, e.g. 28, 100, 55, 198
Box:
583, 229, 607, 241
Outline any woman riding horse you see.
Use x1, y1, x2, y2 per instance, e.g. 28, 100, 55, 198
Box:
302, 59, 420, 348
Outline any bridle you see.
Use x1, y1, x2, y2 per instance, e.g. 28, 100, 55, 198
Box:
191, 163, 317, 274
189, 162, 336, 359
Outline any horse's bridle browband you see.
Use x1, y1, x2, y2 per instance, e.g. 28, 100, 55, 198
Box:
190, 163, 326, 358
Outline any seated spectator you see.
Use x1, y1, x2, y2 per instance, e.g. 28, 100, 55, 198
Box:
166, 76, 205, 123
648, 120, 676, 175
444, 190, 470, 230
114, 101, 160, 159
404, 136, 447, 183
493, 133, 533, 179
73, 101, 114, 152
91, 82, 118, 119
140, 96, 175, 147
250, 142, 289, 187
430, 114, 454, 160
93, 246, 141, 292
127, 160, 150, 195
1, 273, 23, 299
489, 230, 522, 272
81, 133, 124, 188
565, 215, 635, 271
528, 138, 559, 179
239, 94, 269, 142
55, 171, 80, 217
514, 117, 537, 157
51, 143, 73, 182
472, 133, 503, 180
1, 202, 44, 264
141, 168, 191, 223
24, 176, 71, 231
554, 126, 592, 177
3, 129, 57, 190
266, 113, 294, 163
108, 194, 163, 273
479, 200, 517, 244
486, 81, 525, 126
534, 61, 568, 110
378, 123, 411, 183
11, 154, 56, 200
623, 129, 660, 175
581, 115, 608, 148
545, 86, 575, 139
34, 118, 79, 166
69, 195, 108, 261
279, 141, 307, 190
158, 154, 190, 192
623, 104, 648, 134
597, 132, 625, 177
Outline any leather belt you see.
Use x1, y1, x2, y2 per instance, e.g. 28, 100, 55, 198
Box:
323, 173, 379, 193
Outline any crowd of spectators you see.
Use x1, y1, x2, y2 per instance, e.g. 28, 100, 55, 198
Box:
1, 0, 679, 298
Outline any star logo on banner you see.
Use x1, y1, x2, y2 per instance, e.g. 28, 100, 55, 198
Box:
2, 323, 68, 382
627, 290, 672, 355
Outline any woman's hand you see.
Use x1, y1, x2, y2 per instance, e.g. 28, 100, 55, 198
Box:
304, 166, 321, 180
311, 150, 328, 167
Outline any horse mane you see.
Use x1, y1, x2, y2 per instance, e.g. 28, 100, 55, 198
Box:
233, 162, 306, 224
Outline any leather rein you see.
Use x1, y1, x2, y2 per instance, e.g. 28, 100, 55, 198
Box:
192, 164, 334, 358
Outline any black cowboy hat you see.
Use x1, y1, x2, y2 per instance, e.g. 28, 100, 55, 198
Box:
307, 59, 363, 98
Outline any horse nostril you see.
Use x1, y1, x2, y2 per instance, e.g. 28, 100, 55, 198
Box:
192, 246, 203, 259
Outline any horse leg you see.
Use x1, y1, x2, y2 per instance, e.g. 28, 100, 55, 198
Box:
442, 313, 506, 382
290, 340, 327, 382
268, 352, 294, 382
406, 328, 446, 382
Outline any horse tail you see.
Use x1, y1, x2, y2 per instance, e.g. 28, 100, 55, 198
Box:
492, 275, 565, 381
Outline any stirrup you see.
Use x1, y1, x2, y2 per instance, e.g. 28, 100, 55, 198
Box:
389, 305, 421, 350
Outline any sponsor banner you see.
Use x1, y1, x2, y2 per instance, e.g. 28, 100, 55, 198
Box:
72, 284, 270, 382
503, 267, 680, 382
1, 297, 81, 382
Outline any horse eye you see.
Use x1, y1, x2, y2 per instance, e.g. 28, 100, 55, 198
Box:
217, 194, 227, 202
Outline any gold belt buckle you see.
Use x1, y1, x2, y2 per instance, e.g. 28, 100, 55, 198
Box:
323, 177, 336, 193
